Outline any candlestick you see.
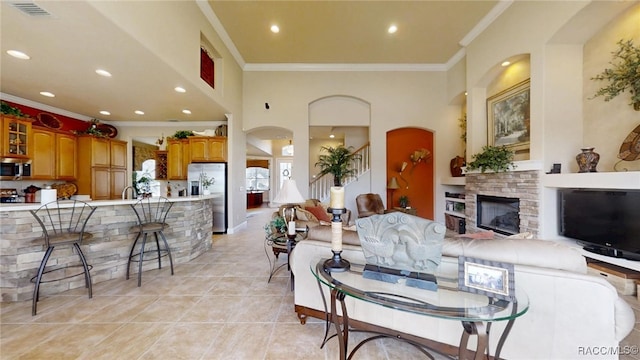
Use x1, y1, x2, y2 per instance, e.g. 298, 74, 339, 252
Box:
323, 207, 350, 272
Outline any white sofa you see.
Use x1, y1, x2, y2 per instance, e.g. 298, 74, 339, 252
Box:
290, 219, 635, 359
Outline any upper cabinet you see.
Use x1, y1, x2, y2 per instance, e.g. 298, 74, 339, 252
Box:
1, 115, 32, 159
189, 136, 227, 162
31, 127, 78, 180
167, 139, 189, 180
76, 136, 128, 200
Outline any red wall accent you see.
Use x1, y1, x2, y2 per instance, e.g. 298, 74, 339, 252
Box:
3, 100, 89, 133
386, 128, 435, 220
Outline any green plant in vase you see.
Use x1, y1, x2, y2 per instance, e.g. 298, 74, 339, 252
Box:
466, 145, 516, 173
398, 195, 409, 208
315, 145, 362, 186
265, 216, 287, 236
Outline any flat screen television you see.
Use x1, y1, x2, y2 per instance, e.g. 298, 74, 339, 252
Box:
559, 188, 640, 261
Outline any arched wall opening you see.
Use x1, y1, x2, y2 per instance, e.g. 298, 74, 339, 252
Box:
386, 127, 435, 219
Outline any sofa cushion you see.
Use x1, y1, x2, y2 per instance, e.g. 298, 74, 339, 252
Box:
442, 238, 587, 274
305, 205, 331, 222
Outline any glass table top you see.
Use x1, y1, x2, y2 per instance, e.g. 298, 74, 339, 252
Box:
311, 258, 529, 323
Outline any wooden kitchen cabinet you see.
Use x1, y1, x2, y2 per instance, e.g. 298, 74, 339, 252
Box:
31, 127, 77, 180
155, 150, 168, 180
167, 139, 189, 180
1, 115, 32, 159
31, 128, 55, 179
56, 133, 77, 180
76, 136, 127, 200
189, 136, 226, 162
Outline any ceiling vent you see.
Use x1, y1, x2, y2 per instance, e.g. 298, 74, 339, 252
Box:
10, 2, 52, 17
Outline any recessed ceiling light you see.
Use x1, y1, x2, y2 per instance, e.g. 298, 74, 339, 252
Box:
388, 25, 398, 34
329, 134, 335, 139
270, 25, 280, 33
182, 109, 191, 115
39, 91, 55, 97
501, 61, 511, 67
7, 50, 30, 59
174, 86, 186, 93
134, 110, 144, 115
95, 69, 112, 77
99, 111, 111, 116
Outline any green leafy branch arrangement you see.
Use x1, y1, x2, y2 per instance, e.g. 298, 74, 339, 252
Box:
591, 39, 640, 111
466, 145, 516, 173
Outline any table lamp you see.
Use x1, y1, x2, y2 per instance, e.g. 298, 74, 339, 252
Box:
387, 176, 400, 209
272, 179, 305, 237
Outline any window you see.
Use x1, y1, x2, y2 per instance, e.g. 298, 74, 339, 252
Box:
246, 167, 270, 192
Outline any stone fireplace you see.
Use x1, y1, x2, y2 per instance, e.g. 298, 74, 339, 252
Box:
465, 169, 541, 237
476, 195, 520, 235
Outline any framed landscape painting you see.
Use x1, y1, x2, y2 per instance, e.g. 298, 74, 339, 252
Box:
487, 79, 531, 154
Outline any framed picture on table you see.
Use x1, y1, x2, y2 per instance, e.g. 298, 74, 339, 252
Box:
487, 79, 531, 155
458, 256, 516, 302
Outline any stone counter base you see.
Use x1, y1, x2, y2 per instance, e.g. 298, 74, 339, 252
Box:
0, 199, 214, 302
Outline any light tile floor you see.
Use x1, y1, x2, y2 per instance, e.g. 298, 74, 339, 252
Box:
1, 207, 639, 359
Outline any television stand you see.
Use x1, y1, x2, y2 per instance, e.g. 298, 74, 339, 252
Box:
582, 244, 640, 262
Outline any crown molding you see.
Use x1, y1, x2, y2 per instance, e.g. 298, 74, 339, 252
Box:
243, 63, 448, 72
460, 0, 514, 47
196, 0, 246, 69
1, 92, 93, 121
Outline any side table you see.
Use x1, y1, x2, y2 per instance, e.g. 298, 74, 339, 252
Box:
264, 227, 308, 288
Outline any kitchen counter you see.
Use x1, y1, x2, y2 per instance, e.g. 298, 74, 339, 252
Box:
0, 194, 220, 211
0, 195, 217, 302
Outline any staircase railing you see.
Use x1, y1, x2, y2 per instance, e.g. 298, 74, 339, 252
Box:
309, 142, 370, 201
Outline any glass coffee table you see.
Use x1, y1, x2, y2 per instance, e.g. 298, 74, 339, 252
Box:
311, 258, 529, 360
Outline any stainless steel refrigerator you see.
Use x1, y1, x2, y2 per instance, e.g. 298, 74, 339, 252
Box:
187, 163, 227, 233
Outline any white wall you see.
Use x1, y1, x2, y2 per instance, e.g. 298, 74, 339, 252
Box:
242, 70, 462, 221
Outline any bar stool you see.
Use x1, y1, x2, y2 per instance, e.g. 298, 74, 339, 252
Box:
29, 200, 97, 316
127, 197, 174, 286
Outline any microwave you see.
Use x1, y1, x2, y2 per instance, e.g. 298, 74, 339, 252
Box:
0, 158, 31, 180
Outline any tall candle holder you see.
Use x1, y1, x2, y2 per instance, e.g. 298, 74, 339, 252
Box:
323, 207, 350, 272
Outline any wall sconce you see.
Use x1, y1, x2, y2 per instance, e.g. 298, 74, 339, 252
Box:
410, 148, 431, 165
397, 161, 409, 189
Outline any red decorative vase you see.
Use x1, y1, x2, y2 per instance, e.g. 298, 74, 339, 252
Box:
449, 156, 465, 177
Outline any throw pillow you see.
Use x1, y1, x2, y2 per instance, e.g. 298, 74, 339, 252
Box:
305, 205, 331, 222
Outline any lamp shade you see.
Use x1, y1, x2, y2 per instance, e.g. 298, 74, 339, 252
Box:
387, 177, 400, 190
273, 179, 305, 204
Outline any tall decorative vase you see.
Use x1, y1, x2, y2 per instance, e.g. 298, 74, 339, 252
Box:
576, 147, 600, 173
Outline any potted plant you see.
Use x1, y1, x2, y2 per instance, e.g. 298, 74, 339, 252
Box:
169, 130, 194, 139
315, 145, 362, 186
466, 145, 516, 173
591, 39, 640, 111
200, 174, 215, 195
264, 215, 287, 236
398, 195, 409, 208
133, 173, 152, 198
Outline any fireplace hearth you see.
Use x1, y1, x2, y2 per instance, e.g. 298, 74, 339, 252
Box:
477, 195, 520, 235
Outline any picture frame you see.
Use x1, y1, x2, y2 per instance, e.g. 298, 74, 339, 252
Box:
458, 256, 516, 302
487, 79, 531, 154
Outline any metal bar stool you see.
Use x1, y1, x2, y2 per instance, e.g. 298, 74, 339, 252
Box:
29, 200, 97, 316
127, 196, 174, 286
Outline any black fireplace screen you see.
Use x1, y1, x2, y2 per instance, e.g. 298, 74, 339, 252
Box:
476, 195, 520, 235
